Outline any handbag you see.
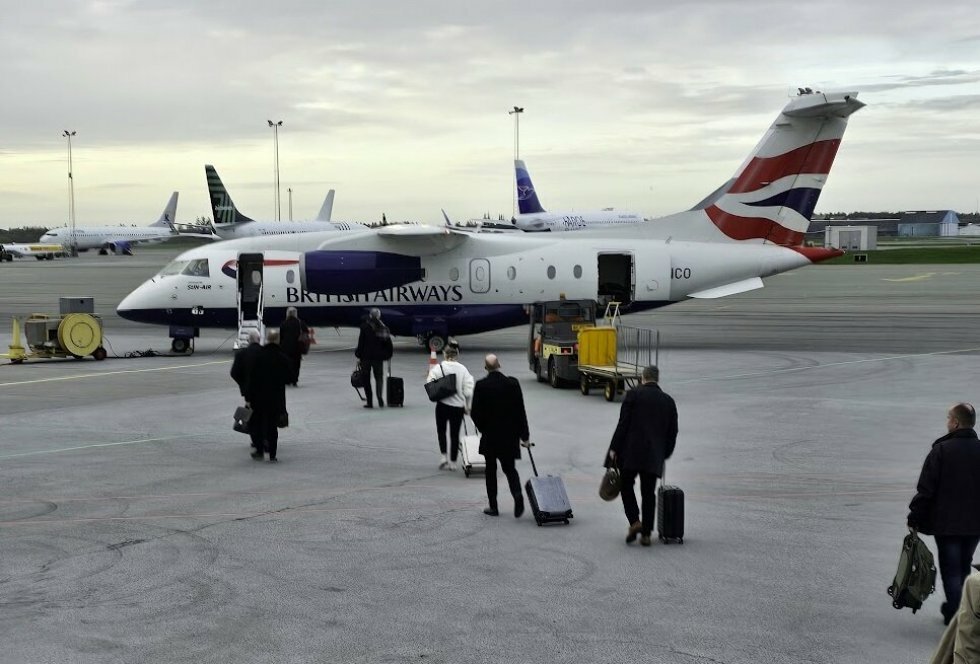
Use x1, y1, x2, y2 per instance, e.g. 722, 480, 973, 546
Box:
233, 405, 252, 434
277, 411, 289, 428
599, 466, 621, 501
351, 363, 370, 389
424, 363, 457, 403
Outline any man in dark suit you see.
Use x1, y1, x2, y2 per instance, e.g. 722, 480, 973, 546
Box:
230, 329, 263, 452
606, 365, 678, 546
244, 330, 292, 462
908, 402, 980, 625
471, 354, 530, 517
354, 308, 393, 408
278, 306, 308, 387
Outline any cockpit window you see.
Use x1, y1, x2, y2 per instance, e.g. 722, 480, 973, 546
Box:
158, 260, 189, 276
181, 259, 210, 277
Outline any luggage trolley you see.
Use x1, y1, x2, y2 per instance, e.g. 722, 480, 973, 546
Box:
576, 306, 659, 402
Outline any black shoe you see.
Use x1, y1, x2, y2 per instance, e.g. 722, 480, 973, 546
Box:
483, 507, 499, 516
378, 401, 385, 408
640, 534, 652, 547
250, 452, 264, 461
364, 404, 373, 409
514, 498, 525, 519
268, 457, 278, 463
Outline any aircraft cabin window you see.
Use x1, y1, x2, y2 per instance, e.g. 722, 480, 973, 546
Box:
286, 270, 295, 284
449, 267, 459, 281
547, 266, 556, 280
181, 259, 210, 277
159, 260, 190, 276
507, 266, 516, 280
573, 265, 582, 279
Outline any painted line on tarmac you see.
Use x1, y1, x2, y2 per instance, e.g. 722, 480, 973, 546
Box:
0, 360, 230, 388
674, 347, 980, 384
0, 433, 204, 459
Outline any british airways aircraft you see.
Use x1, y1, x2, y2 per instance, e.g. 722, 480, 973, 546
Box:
118, 90, 863, 353
205, 165, 364, 238
513, 159, 647, 232
40, 192, 212, 255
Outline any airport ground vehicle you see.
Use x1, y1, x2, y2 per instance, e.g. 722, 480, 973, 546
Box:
527, 299, 597, 387
577, 322, 659, 402
5, 298, 107, 363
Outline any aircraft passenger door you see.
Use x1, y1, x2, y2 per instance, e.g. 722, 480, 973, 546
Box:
237, 253, 264, 322
469, 258, 491, 294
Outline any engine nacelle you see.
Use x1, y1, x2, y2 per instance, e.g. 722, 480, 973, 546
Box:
105, 240, 133, 255
300, 250, 424, 295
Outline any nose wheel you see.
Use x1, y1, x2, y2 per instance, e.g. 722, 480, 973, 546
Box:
171, 337, 190, 353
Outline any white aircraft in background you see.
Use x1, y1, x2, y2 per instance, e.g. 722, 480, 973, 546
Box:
39, 192, 214, 255
205, 165, 364, 239
0, 242, 67, 261
119, 89, 863, 354
513, 160, 647, 232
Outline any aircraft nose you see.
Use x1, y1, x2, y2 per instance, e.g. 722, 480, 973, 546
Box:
116, 283, 155, 323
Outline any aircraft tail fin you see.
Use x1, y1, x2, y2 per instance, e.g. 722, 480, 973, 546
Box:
315, 190, 335, 222
206, 165, 254, 224
698, 89, 864, 245
515, 160, 545, 214
151, 191, 179, 229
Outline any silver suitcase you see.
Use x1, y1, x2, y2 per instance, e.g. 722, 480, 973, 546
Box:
459, 420, 485, 477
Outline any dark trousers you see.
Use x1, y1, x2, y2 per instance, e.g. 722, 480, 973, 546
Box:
363, 359, 384, 406
620, 469, 657, 535
248, 406, 279, 459
485, 454, 522, 510
936, 535, 980, 615
289, 352, 302, 385
435, 402, 464, 460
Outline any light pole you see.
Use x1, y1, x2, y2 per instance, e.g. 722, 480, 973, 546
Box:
508, 106, 524, 218
287, 187, 293, 221
267, 120, 283, 221
62, 130, 77, 256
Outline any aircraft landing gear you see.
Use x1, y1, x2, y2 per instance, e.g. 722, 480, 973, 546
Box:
418, 333, 448, 353
171, 337, 191, 354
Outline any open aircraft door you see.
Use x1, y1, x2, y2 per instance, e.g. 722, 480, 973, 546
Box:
634, 245, 672, 304
236, 252, 265, 347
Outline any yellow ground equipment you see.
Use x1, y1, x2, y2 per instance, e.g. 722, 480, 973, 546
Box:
5, 297, 107, 363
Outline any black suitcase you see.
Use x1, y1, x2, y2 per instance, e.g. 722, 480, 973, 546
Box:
524, 445, 573, 526
386, 362, 404, 407
657, 474, 684, 544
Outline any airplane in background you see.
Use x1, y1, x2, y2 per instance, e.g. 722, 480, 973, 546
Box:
39, 192, 215, 255
0, 242, 67, 261
205, 165, 364, 239
513, 160, 647, 232
118, 89, 863, 354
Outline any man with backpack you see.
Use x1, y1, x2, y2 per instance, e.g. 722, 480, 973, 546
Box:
908, 403, 980, 625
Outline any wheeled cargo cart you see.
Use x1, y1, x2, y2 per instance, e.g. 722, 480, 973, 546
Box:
577, 324, 658, 402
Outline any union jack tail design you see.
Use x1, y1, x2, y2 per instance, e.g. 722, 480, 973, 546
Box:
205, 165, 254, 225
514, 160, 546, 214
702, 90, 864, 246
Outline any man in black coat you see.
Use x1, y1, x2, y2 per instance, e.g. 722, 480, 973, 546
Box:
471, 354, 530, 517
279, 306, 308, 387
230, 329, 262, 399
908, 402, 980, 624
244, 330, 292, 462
606, 365, 678, 546
354, 308, 393, 408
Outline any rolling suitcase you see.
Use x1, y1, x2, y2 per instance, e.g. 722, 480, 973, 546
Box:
386, 361, 404, 407
459, 419, 485, 477
657, 466, 684, 544
524, 444, 573, 526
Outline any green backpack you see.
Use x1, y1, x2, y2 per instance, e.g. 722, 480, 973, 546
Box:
887, 530, 937, 613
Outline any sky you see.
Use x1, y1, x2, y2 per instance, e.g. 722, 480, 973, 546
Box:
1, 1, 978, 230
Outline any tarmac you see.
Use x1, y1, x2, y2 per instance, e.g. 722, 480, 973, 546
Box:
2, 248, 980, 663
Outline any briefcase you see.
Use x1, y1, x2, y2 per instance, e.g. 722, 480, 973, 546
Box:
233, 405, 252, 434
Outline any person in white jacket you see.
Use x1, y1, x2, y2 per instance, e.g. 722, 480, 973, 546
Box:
426, 345, 475, 470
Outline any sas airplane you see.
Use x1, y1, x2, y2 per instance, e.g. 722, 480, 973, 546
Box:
39, 192, 215, 255
205, 165, 364, 238
513, 159, 647, 232
118, 89, 863, 354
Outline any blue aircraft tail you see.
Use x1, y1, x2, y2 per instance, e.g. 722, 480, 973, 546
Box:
515, 160, 545, 214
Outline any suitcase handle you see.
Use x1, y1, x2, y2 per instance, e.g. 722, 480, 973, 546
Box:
525, 442, 539, 477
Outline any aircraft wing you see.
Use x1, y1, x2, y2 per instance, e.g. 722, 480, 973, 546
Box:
316, 224, 470, 256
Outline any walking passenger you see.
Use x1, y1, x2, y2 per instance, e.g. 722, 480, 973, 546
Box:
279, 306, 308, 386
908, 402, 980, 625
470, 354, 529, 517
354, 308, 393, 408
426, 345, 474, 470
605, 365, 678, 546
244, 330, 292, 462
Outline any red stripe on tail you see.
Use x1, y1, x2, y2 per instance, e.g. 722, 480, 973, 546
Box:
729, 139, 841, 194
705, 206, 804, 245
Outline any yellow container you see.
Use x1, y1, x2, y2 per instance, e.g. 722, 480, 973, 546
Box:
578, 326, 616, 366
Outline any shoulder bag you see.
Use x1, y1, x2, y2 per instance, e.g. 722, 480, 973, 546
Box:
424, 363, 457, 403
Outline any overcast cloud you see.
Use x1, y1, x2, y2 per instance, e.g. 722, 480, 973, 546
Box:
1, 0, 978, 227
